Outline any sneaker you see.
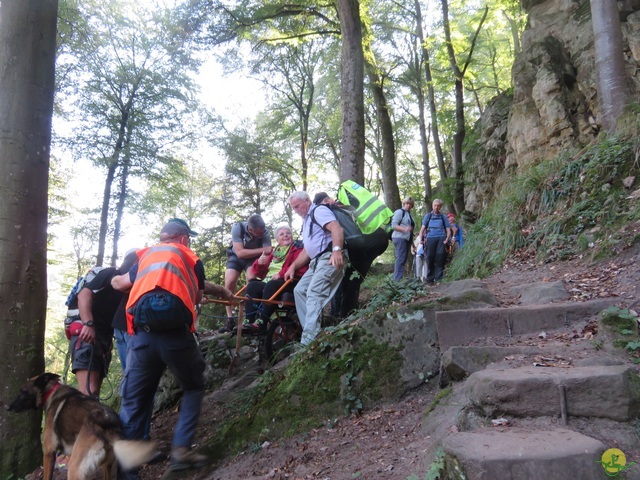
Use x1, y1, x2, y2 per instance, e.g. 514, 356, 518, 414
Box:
169, 447, 210, 471
218, 317, 236, 333
242, 322, 261, 333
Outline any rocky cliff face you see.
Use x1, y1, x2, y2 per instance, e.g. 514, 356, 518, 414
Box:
465, 0, 640, 214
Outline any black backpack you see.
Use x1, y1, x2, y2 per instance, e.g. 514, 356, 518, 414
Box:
65, 266, 106, 310
309, 204, 366, 251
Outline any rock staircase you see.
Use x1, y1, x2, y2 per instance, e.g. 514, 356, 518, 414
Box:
420, 284, 640, 480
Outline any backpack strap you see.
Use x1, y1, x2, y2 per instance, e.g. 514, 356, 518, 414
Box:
309, 204, 329, 236
425, 213, 446, 231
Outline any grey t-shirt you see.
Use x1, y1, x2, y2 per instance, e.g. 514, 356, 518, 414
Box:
229, 221, 272, 255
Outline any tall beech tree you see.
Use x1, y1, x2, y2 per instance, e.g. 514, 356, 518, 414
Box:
441, 0, 488, 214
336, 0, 366, 184
0, 0, 57, 475
58, 0, 200, 265
590, 0, 630, 133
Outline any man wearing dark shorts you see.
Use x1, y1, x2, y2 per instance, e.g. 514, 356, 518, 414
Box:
71, 267, 123, 397
221, 214, 272, 331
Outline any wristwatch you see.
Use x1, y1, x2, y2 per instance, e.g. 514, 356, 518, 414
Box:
82, 320, 94, 327
332, 246, 342, 252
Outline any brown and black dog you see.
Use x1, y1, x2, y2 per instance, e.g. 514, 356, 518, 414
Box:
8, 372, 156, 480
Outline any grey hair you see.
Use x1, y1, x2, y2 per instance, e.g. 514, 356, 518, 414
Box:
289, 191, 310, 202
432, 198, 443, 206
275, 225, 292, 236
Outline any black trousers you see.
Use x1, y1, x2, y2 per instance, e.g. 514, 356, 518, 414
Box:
332, 228, 389, 318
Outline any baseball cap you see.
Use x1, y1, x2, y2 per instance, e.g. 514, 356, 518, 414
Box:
447, 213, 456, 221
160, 218, 199, 237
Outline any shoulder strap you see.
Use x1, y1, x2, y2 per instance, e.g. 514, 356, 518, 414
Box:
309, 204, 327, 236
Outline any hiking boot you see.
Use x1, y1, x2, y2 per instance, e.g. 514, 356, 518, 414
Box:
218, 316, 236, 333
169, 447, 210, 471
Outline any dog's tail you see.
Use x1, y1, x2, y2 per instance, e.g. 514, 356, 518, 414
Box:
113, 439, 157, 470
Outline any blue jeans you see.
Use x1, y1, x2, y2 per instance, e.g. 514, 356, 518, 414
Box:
114, 328, 129, 371
392, 238, 411, 281
119, 329, 205, 448
114, 328, 153, 440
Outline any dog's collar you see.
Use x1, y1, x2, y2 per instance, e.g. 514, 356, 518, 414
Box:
42, 382, 61, 405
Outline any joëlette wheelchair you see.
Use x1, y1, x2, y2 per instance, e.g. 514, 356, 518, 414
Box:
206, 279, 301, 373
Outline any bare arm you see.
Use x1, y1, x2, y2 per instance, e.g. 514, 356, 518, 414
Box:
232, 241, 271, 260
111, 272, 133, 292
77, 288, 95, 344
203, 281, 233, 301
324, 220, 345, 269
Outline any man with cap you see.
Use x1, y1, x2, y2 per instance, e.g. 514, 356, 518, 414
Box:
447, 212, 464, 251
111, 218, 228, 473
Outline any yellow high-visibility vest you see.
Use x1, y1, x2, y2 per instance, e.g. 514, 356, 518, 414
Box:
337, 180, 393, 234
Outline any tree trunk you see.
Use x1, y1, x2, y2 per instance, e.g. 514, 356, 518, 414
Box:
441, 1, 487, 214
96, 102, 130, 266
110, 129, 132, 267
417, 86, 432, 207
0, 0, 57, 476
364, 51, 401, 210
591, 0, 629, 133
415, 0, 447, 186
336, 0, 365, 184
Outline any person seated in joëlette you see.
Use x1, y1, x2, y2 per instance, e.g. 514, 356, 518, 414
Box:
244, 225, 308, 332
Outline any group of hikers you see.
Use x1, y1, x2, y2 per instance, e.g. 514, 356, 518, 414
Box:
391, 197, 464, 284
64, 180, 463, 476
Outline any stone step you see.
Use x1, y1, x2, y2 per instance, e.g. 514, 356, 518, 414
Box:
442, 428, 605, 479
441, 345, 543, 381
464, 365, 639, 421
435, 299, 615, 349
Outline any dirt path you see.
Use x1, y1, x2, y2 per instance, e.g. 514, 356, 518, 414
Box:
29, 246, 640, 480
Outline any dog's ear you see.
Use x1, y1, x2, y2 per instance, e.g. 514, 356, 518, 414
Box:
34, 373, 61, 390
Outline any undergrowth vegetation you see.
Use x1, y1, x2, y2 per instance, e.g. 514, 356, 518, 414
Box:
205, 320, 403, 457
448, 116, 640, 279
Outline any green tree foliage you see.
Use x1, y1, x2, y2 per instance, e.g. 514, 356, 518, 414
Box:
219, 122, 297, 218
56, 0, 202, 265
